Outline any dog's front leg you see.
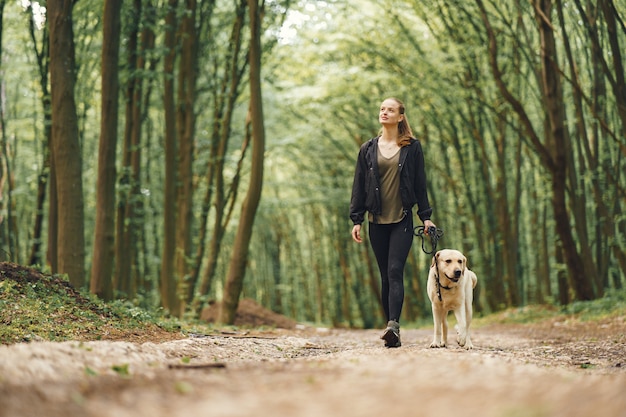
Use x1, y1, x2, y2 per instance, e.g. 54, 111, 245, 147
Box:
430, 304, 445, 348
463, 294, 474, 349
453, 307, 470, 349
441, 313, 448, 347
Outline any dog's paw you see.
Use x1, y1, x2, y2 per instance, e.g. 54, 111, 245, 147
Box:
429, 341, 446, 348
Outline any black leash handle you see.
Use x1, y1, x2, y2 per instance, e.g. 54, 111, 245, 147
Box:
413, 225, 444, 255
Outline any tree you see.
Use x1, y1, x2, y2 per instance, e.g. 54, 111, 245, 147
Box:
115, 0, 142, 299
220, 0, 265, 324
173, 0, 199, 317
533, 0, 594, 300
160, 0, 179, 313
48, 0, 86, 287
90, 0, 123, 299
26, 2, 52, 267
116, 0, 158, 299
189, 0, 247, 314
0, 0, 16, 263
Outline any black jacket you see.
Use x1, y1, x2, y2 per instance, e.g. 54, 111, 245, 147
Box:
350, 136, 432, 225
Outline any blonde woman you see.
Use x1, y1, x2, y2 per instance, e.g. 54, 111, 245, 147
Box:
350, 97, 435, 348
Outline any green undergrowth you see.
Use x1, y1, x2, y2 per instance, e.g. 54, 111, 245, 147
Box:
0, 262, 183, 345
1, 261, 625, 344
472, 289, 626, 327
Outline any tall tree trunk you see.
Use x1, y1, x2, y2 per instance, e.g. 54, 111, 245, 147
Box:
29, 124, 52, 266
160, 0, 180, 313
117, 0, 156, 298
26, 3, 51, 266
190, 0, 245, 313
116, 0, 142, 298
534, 0, 595, 300
48, 0, 85, 287
220, 0, 264, 324
0, 0, 11, 262
0, 0, 20, 264
174, 0, 198, 317
477, 0, 596, 301
599, 0, 626, 133
494, 116, 521, 305
557, 0, 606, 294
91, 0, 122, 300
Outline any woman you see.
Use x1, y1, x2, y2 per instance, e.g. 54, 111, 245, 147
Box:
350, 97, 435, 348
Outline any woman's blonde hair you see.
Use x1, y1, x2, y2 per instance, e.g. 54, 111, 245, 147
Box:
379, 97, 414, 147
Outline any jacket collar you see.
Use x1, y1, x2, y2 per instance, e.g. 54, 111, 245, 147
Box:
370, 136, 411, 170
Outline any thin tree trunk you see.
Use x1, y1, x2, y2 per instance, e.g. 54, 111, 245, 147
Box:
599, 0, 626, 133
126, 2, 156, 297
91, 0, 122, 300
160, 0, 179, 313
534, 0, 595, 300
115, 0, 142, 298
190, 0, 246, 312
599, 0, 626, 281
0, 1, 19, 264
555, 0, 600, 296
48, 0, 85, 287
44, 8, 58, 272
220, 0, 264, 324
477, 0, 595, 301
0, 0, 13, 262
174, 0, 198, 317
26, 5, 51, 267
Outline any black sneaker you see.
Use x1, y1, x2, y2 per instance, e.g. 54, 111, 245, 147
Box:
381, 320, 401, 348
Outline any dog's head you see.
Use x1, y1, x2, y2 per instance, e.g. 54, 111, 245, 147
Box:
431, 249, 466, 283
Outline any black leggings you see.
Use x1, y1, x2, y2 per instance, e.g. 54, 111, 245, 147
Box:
368, 215, 413, 323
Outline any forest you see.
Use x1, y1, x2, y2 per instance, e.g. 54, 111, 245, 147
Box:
0, 0, 624, 328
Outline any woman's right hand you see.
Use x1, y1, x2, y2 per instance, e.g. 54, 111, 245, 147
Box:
351, 224, 362, 243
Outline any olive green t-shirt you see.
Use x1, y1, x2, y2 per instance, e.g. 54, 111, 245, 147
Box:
368, 148, 404, 224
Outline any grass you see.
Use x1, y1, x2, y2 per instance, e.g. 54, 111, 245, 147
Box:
0, 262, 181, 345
1, 261, 625, 344
473, 289, 626, 327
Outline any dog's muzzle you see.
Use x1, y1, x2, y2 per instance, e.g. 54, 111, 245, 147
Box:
447, 270, 462, 282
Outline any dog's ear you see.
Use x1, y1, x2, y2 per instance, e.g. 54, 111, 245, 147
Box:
462, 255, 467, 274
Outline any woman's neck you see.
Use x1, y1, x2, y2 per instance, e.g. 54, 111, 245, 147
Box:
380, 125, 399, 143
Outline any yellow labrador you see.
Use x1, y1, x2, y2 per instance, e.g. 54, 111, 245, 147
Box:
427, 249, 477, 349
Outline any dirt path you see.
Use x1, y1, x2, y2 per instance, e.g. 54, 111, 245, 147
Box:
1, 320, 625, 417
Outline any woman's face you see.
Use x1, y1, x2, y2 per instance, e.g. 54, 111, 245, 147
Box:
379, 99, 404, 126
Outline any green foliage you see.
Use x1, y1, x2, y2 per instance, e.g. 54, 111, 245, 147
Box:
1, 260, 623, 347
174, 381, 194, 394
474, 291, 626, 326
561, 290, 626, 320
111, 363, 130, 377
0, 262, 177, 345
84, 366, 99, 376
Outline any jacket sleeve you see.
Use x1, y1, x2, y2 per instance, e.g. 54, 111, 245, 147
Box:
349, 144, 368, 225
413, 141, 432, 222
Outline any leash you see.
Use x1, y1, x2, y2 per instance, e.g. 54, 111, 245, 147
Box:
434, 263, 452, 301
413, 225, 444, 255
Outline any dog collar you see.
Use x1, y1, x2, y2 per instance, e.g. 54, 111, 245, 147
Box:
434, 265, 453, 301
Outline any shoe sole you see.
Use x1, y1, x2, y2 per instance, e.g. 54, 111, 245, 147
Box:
381, 329, 401, 348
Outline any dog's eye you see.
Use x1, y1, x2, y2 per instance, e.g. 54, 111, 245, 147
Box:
445, 260, 451, 264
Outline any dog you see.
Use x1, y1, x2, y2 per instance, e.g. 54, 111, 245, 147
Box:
427, 249, 477, 349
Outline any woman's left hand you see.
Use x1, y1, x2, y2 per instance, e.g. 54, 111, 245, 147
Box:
423, 220, 436, 235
